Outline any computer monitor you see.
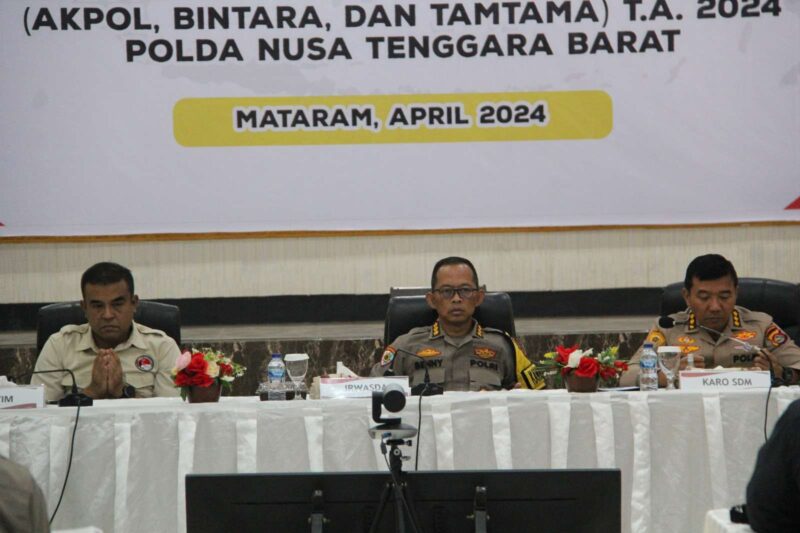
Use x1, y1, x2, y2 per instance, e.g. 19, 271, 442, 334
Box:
186, 469, 620, 532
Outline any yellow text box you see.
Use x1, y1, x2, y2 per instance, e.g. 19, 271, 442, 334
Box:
174, 91, 612, 147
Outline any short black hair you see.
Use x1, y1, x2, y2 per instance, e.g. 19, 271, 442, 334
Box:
684, 254, 738, 291
81, 262, 135, 297
430, 256, 479, 289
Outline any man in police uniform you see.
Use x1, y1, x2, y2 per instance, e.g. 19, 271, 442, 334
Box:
371, 256, 542, 391
32, 262, 180, 402
620, 254, 800, 387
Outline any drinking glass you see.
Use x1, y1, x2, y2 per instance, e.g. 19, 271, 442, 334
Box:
284, 353, 309, 400
657, 346, 681, 390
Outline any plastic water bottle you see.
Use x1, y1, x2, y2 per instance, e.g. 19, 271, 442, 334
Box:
267, 353, 286, 401
639, 342, 659, 392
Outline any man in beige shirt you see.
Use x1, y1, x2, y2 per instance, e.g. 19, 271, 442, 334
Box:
621, 254, 800, 387
32, 262, 180, 402
371, 256, 542, 391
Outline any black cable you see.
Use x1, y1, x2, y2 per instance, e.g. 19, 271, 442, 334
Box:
414, 382, 429, 471
49, 400, 82, 525
763, 383, 773, 443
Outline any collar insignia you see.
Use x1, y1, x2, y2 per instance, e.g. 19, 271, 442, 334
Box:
416, 348, 441, 358
732, 309, 742, 328
474, 347, 496, 360
687, 311, 697, 331
135, 354, 155, 372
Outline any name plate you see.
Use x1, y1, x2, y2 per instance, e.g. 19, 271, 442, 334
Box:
318, 376, 410, 399
679, 369, 771, 391
0, 385, 45, 409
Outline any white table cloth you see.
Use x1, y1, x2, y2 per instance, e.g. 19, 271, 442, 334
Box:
703, 509, 755, 533
2, 387, 798, 533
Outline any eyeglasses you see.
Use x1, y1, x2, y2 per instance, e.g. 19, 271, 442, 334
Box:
432, 287, 480, 300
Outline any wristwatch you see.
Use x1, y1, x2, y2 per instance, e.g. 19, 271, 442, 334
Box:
781, 367, 795, 385
119, 384, 136, 398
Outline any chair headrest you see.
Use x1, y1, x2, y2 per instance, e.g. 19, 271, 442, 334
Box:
384, 291, 516, 346
660, 277, 800, 341
36, 300, 181, 353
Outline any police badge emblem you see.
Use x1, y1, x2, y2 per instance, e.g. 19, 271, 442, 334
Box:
380, 347, 396, 367
135, 354, 155, 372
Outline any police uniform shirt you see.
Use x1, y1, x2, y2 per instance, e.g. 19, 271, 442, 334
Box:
620, 306, 800, 387
371, 320, 516, 391
32, 321, 181, 402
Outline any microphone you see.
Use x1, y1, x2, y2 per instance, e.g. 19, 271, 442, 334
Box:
385, 346, 444, 396
12, 370, 94, 407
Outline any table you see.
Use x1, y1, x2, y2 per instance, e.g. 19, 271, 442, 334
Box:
2, 387, 798, 533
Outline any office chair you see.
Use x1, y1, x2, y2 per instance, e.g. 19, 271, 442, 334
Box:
660, 277, 800, 344
384, 291, 517, 346
36, 300, 182, 354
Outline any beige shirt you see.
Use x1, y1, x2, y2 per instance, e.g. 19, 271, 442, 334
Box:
621, 306, 800, 387
371, 320, 516, 391
32, 321, 180, 402
0, 456, 49, 533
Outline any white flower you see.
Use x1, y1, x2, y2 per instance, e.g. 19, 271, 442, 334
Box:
206, 360, 220, 378
567, 348, 593, 368
220, 375, 235, 382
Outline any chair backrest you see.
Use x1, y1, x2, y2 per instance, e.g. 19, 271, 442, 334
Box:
660, 277, 800, 344
384, 291, 516, 346
36, 300, 182, 353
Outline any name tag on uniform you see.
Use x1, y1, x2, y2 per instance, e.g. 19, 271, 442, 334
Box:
317, 376, 410, 399
0, 384, 45, 409
680, 369, 771, 391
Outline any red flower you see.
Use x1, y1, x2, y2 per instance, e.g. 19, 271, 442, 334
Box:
574, 357, 599, 378
614, 360, 629, 372
174, 353, 214, 387
218, 362, 233, 376
599, 366, 618, 381
555, 344, 579, 366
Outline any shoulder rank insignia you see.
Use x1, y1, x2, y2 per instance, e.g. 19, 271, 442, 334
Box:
416, 348, 441, 358
431, 321, 441, 338
135, 354, 155, 372
680, 345, 700, 354
475, 323, 484, 338
647, 330, 667, 346
474, 347, 497, 360
678, 336, 696, 345
765, 324, 788, 347
380, 347, 397, 367
687, 311, 697, 331
733, 331, 757, 341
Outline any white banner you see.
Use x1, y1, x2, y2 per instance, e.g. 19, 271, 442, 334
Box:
1, 0, 798, 236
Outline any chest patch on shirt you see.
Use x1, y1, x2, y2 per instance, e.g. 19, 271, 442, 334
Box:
680, 345, 700, 354
733, 331, 757, 341
766, 325, 788, 347
678, 336, 696, 345
647, 330, 667, 346
135, 354, 155, 372
416, 348, 441, 358
473, 347, 497, 360
380, 347, 396, 367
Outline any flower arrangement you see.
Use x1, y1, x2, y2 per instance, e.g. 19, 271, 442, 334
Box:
172, 348, 246, 400
542, 344, 628, 387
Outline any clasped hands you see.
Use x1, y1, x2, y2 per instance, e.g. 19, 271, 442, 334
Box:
83, 349, 125, 399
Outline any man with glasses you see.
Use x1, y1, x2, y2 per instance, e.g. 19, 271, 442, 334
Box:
372, 256, 542, 391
